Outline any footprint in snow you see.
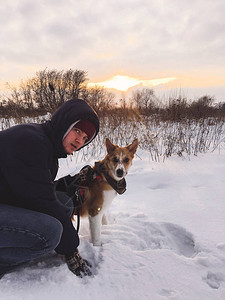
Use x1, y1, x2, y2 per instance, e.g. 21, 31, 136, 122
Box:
103, 214, 197, 258
144, 222, 197, 257
148, 183, 168, 190
203, 271, 225, 289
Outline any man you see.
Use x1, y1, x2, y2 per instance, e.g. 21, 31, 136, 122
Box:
0, 98, 99, 279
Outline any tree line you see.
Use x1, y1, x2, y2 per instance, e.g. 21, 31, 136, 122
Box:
0, 68, 225, 121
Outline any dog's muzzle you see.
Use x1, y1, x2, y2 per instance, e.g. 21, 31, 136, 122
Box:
116, 168, 124, 178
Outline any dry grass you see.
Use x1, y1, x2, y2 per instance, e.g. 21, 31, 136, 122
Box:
1, 93, 225, 162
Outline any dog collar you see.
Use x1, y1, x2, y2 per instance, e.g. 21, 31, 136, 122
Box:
94, 162, 126, 195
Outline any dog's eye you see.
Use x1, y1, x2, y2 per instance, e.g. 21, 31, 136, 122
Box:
123, 157, 129, 163
113, 157, 119, 163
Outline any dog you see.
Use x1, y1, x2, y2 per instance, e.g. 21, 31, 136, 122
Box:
77, 138, 138, 246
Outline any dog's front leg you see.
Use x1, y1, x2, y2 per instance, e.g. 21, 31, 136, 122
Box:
88, 213, 103, 246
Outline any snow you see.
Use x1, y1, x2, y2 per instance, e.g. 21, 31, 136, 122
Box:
1, 148, 225, 300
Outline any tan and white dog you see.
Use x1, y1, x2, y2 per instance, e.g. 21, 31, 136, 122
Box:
78, 138, 138, 246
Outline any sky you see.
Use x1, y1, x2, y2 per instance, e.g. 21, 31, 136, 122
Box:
0, 0, 225, 101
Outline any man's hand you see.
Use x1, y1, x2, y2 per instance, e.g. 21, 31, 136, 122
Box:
67, 165, 94, 197
65, 249, 92, 278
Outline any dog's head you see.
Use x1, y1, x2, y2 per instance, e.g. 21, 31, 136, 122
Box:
104, 138, 138, 181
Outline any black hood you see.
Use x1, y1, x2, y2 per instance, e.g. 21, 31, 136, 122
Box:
43, 99, 99, 158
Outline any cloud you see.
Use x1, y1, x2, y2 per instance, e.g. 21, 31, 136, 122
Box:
88, 75, 176, 91
0, 0, 225, 98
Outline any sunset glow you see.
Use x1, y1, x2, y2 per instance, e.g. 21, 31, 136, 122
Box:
1, 0, 224, 101
88, 75, 176, 92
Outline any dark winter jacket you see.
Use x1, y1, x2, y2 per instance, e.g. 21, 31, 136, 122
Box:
0, 99, 99, 255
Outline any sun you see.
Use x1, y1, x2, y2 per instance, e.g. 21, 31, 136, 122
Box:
88, 75, 139, 91
88, 75, 176, 92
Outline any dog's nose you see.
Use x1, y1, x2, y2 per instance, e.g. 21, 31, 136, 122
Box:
116, 169, 124, 178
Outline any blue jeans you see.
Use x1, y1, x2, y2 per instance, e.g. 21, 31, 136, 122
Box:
0, 192, 74, 274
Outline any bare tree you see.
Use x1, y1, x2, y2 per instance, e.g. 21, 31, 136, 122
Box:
131, 88, 158, 114
6, 68, 88, 111
82, 86, 115, 113
189, 95, 215, 119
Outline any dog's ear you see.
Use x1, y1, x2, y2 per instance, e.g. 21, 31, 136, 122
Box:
106, 138, 117, 153
127, 138, 138, 155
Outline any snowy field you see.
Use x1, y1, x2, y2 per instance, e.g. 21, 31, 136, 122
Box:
0, 147, 225, 300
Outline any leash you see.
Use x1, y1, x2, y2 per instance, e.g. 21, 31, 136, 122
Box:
65, 165, 95, 233
55, 163, 126, 233
54, 167, 89, 233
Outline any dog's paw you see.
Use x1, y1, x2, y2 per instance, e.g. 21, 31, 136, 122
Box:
92, 240, 102, 247
102, 214, 108, 225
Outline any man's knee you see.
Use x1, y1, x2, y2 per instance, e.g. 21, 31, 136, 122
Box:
0, 204, 63, 253
39, 215, 63, 252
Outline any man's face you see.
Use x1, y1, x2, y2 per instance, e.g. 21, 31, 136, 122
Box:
62, 127, 88, 154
